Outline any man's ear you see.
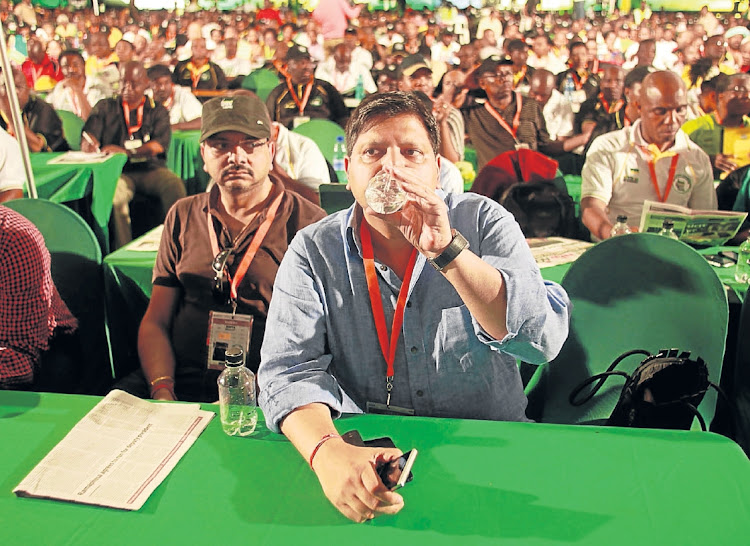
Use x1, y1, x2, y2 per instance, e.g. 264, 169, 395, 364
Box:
435, 154, 442, 189
344, 155, 350, 189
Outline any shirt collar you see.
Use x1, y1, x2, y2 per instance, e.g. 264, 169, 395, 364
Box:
628, 118, 689, 153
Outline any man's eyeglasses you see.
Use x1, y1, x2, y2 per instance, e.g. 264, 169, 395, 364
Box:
212, 248, 233, 303
206, 138, 269, 155
480, 71, 514, 83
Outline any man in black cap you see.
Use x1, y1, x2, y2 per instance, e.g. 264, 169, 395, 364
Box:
147, 64, 203, 131
115, 92, 325, 403
505, 38, 535, 96
266, 44, 348, 129
462, 56, 555, 170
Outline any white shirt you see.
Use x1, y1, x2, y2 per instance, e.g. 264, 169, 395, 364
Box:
273, 123, 331, 191
351, 46, 373, 71
0, 128, 25, 193
166, 85, 203, 125
46, 77, 112, 118
439, 158, 464, 195
582, 120, 717, 226
315, 59, 377, 95
214, 53, 252, 79
542, 89, 575, 141
527, 53, 567, 75
294, 34, 326, 63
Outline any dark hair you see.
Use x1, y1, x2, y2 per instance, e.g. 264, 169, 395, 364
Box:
569, 40, 587, 53
345, 91, 440, 156
716, 72, 749, 94
505, 38, 527, 53
638, 38, 656, 49
688, 57, 716, 87
59, 49, 85, 63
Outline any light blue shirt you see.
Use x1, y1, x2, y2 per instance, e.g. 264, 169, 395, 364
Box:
258, 191, 571, 432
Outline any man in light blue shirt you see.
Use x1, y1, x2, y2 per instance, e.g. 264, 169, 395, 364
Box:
258, 92, 570, 523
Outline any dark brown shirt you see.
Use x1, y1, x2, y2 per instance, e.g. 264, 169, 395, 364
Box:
153, 182, 326, 376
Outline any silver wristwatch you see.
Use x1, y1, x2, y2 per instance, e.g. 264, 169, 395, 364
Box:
427, 229, 469, 272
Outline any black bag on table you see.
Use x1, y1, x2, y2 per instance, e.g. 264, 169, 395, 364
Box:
500, 181, 578, 239
569, 348, 725, 431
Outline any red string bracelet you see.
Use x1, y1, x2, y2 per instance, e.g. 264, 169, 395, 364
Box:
309, 433, 341, 470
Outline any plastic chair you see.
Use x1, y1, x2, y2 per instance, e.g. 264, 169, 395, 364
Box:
292, 119, 346, 165
241, 68, 280, 102
56, 109, 84, 151
318, 183, 354, 215
732, 294, 750, 454
525, 233, 729, 430
4, 199, 112, 394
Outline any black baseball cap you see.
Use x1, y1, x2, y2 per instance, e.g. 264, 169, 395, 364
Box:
200, 94, 271, 142
474, 55, 513, 78
285, 44, 311, 62
398, 54, 432, 78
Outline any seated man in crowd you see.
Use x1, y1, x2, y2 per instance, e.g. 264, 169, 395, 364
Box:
258, 92, 570, 522
271, 120, 331, 190
581, 71, 716, 239
266, 45, 348, 129
505, 38, 535, 95
0, 68, 69, 152
575, 64, 625, 142
0, 127, 24, 204
556, 41, 601, 113
315, 43, 377, 98
84, 32, 120, 91
147, 64, 202, 131
115, 93, 325, 402
21, 37, 61, 92
81, 61, 186, 248
462, 56, 557, 170
46, 50, 112, 121
173, 38, 227, 93
1, 205, 78, 390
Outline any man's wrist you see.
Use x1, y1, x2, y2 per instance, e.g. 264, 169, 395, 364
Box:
426, 229, 469, 272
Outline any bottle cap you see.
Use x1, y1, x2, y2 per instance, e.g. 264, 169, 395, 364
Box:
336, 135, 344, 143
225, 345, 244, 366
616, 215, 628, 223
662, 219, 674, 229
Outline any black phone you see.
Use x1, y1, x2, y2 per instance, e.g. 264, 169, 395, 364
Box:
376, 449, 418, 491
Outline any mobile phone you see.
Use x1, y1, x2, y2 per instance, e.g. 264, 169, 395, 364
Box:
704, 254, 735, 268
341, 430, 365, 447
377, 449, 418, 491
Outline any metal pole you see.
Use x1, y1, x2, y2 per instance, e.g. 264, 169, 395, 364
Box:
93, 0, 100, 17
0, 20, 37, 199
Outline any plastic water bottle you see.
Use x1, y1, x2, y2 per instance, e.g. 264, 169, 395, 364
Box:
658, 219, 680, 240
333, 135, 346, 182
610, 215, 631, 237
735, 238, 750, 283
354, 74, 365, 101
564, 74, 576, 104
217, 346, 257, 437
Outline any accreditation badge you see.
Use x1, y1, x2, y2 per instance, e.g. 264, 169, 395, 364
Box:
206, 311, 253, 370
124, 138, 142, 150
292, 115, 311, 128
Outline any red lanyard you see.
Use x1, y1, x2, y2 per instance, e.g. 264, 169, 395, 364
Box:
360, 219, 418, 406
638, 147, 680, 203
484, 92, 522, 141
571, 70, 588, 89
122, 98, 144, 138
207, 191, 284, 304
598, 92, 623, 114
285, 77, 313, 115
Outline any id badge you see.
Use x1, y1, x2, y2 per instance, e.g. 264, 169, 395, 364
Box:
206, 311, 253, 370
515, 142, 530, 150
124, 138, 143, 150
292, 115, 311, 128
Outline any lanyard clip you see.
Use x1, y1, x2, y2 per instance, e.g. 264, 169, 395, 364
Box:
231, 299, 237, 318
386, 376, 393, 407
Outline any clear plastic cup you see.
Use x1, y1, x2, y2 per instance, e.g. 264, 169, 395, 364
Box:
365, 171, 407, 214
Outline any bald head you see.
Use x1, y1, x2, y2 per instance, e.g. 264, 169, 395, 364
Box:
638, 71, 687, 149
119, 61, 149, 106
529, 69, 556, 107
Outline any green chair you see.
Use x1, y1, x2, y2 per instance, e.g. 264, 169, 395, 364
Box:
241, 68, 281, 102
5, 199, 112, 394
525, 233, 729, 430
732, 294, 750, 454
292, 119, 346, 165
56, 109, 85, 151
318, 183, 354, 215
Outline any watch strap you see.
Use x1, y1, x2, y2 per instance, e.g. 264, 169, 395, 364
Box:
427, 229, 469, 272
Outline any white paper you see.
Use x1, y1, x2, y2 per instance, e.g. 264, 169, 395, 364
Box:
127, 225, 164, 252
47, 151, 111, 164
13, 390, 214, 510
527, 236, 594, 268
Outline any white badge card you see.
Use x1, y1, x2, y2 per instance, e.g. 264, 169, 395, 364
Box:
292, 115, 311, 128
124, 138, 143, 150
206, 311, 253, 370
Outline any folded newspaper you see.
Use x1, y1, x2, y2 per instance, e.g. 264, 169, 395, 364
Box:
14, 390, 214, 510
526, 237, 594, 268
638, 201, 747, 246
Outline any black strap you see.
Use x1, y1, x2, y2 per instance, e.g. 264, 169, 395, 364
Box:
569, 349, 651, 406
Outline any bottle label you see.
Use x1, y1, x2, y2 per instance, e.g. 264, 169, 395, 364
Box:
206, 311, 254, 370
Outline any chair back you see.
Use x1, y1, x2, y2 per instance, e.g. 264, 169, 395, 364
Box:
56, 109, 84, 151
732, 294, 750, 454
4, 199, 111, 394
292, 119, 345, 165
318, 183, 354, 215
241, 68, 281, 102
525, 233, 729, 430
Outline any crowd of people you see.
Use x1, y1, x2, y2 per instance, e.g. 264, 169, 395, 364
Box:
2, 0, 750, 523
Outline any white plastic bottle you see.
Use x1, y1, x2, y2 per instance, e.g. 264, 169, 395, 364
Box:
610, 215, 632, 237
735, 238, 750, 283
332, 135, 346, 183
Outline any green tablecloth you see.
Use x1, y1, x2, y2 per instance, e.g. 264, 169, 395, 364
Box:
167, 130, 209, 195
28, 153, 127, 250
2, 390, 749, 544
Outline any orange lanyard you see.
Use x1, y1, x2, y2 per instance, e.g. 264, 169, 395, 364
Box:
484, 93, 522, 141
162, 90, 174, 110
187, 61, 210, 88
122, 99, 144, 138
285, 77, 314, 115
360, 219, 418, 406
638, 147, 680, 203
598, 92, 623, 114
207, 192, 284, 304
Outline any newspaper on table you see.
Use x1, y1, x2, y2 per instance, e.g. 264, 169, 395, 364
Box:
526, 237, 594, 268
47, 151, 110, 164
638, 200, 747, 246
13, 390, 214, 511
127, 224, 164, 252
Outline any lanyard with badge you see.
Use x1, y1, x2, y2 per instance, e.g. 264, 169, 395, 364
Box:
638, 145, 680, 203
360, 219, 418, 416
122, 98, 147, 160
286, 77, 313, 128
484, 93, 528, 150
205, 192, 283, 369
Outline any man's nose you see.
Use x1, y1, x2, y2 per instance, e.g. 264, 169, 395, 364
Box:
381, 147, 406, 168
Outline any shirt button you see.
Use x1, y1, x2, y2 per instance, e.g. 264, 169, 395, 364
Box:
416, 390, 424, 397
410, 346, 418, 353
380, 265, 388, 271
